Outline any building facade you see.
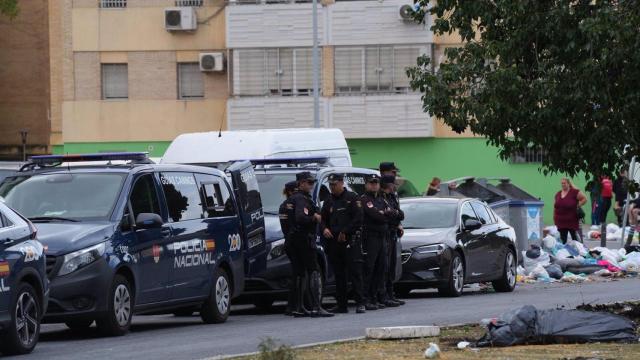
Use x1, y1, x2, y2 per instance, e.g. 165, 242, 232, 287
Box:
0, 0, 50, 159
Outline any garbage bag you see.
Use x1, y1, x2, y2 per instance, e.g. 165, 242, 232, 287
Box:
542, 235, 557, 252
565, 265, 603, 275
554, 258, 582, 271
544, 264, 563, 280
590, 247, 622, 266
531, 264, 549, 280
606, 223, 620, 234
567, 240, 588, 257
523, 246, 551, 274
476, 305, 637, 347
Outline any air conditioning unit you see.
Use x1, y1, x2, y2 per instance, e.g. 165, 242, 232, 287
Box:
199, 52, 225, 72
399, 4, 414, 21
165, 7, 197, 31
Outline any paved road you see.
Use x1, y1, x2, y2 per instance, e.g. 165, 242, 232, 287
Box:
12, 278, 640, 360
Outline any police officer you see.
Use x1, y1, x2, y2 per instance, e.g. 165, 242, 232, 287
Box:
289, 172, 333, 318
279, 181, 299, 316
360, 174, 391, 310
380, 175, 405, 306
321, 173, 366, 314
379, 162, 399, 177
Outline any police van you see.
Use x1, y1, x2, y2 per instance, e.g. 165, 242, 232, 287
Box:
0, 202, 47, 355
0, 153, 266, 336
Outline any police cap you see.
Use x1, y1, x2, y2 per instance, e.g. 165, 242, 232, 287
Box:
365, 174, 381, 183
296, 171, 316, 183
379, 162, 400, 172
328, 173, 344, 183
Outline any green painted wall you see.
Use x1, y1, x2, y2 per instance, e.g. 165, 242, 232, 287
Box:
347, 137, 612, 226
52, 142, 170, 157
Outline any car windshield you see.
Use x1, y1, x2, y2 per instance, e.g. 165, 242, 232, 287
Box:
256, 173, 298, 214
0, 173, 126, 221
401, 201, 458, 229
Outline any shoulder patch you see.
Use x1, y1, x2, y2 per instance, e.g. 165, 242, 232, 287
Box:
286, 203, 294, 209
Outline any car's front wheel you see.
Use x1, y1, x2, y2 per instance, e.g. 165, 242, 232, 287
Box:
492, 249, 517, 292
201, 267, 231, 324
96, 275, 133, 336
438, 252, 464, 297
0, 282, 41, 355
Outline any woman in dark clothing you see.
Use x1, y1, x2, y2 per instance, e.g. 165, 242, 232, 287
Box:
554, 178, 588, 243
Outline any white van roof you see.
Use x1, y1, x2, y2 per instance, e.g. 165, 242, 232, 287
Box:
161, 128, 351, 166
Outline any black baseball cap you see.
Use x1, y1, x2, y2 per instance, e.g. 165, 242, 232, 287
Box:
380, 175, 396, 185
296, 171, 316, 182
284, 181, 297, 192
365, 174, 381, 183
379, 162, 400, 172
328, 173, 344, 183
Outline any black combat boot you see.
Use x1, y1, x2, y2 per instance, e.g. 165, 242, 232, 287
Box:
309, 271, 334, 318
292, 275, 311, 318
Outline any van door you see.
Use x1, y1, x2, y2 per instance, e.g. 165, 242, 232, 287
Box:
226, 161, 267, 278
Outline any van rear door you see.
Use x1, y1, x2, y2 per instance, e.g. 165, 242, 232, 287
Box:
226, 161, 267, 277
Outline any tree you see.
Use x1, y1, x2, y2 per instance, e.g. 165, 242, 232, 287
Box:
0, 0, 18, 19
408, 0, 640, 185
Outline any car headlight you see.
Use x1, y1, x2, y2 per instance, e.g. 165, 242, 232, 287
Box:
267, 239, 286, 261
414, 243, 445, 255
58, 242, 106, 276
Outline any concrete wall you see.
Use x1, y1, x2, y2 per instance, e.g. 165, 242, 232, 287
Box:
0, 0, 50, 158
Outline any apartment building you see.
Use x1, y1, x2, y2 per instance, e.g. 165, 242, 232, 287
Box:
0, 0, 50, 159
49, 0, 228, 155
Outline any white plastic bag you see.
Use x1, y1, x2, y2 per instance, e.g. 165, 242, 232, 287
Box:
556, 248, 572, 260
592, 247, 622, 265
531, 264, 549, 280
523, 250, 551, 274
542, 235, 557, 252
567, 240, 588, 257
424, 343, 441, 359
545, 226, 559, 237
606, 223, 621, 234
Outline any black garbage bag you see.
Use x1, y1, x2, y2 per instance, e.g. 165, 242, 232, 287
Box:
476, 305, 637, 347
544, 264, 563, 279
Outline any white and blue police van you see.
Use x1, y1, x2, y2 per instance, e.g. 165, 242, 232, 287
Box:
0, 153, 266, 336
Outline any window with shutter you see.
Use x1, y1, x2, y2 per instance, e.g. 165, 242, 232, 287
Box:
279, 49, 294, 95
238, 49, 266, 96
335, 47, 363, 94
101, 64, 128, 100
178, 63, 204, 99
393, 47, 420, 92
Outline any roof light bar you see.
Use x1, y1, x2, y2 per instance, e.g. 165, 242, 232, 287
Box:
236, 157, 329, 165
29, 152, 149, 165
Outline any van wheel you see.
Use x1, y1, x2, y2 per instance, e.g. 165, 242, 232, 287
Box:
201, 268, 230, 324
438, 252, 464, 297
96, 275, 132, 336
492, 250, 517, 292
65, 319, 94, 331
0, 282, 41, 355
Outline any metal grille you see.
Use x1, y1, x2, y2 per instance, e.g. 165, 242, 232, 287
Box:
176, 0, 203, 6
510, 147, 546, 164
178, 63, 205, 99
335, 45, 423, 95
102, 64, 129, 99
235, 48, 321, 96
99, 0, 127, 8
231, 0, 312, 4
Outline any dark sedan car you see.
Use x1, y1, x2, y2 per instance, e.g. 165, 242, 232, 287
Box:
396, 197, 517, 297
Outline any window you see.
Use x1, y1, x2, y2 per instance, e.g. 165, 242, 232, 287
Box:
176, 0, 203, 6
335, 45, 422, 94
510, 147, 546, 164
235, 48, 321, 96
471, 202, 494, 225
460, 202, 479, 224
101, 64, 128, 99
130, 175, 161, 219
178, 63, 204, 99
201, 182, 236, 218
100, 0, 127, 8
160, 173, 203, 222
0, 212, 13, 228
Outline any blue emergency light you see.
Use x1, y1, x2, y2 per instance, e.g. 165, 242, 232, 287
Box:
29, 152, 149, 165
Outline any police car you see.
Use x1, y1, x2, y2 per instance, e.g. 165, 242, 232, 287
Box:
234, 158, 384, 309
0, 153, 266, 336
0, 202, 46, 355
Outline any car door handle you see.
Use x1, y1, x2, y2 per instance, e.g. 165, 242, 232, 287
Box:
161, 228, 171, 236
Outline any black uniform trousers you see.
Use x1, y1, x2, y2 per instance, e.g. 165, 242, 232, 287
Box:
326, 236, 365, 308
363, 229, 387, 304
383, 231, 398, 299
286, 235, 319, 277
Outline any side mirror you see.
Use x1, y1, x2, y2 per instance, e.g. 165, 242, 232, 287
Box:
463, 219, 482, 232
135, 213, 163, 229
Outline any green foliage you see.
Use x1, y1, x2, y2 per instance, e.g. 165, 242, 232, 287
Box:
408, 0, 640, 180
0, 0, 18, 19
257, 337, 296, 360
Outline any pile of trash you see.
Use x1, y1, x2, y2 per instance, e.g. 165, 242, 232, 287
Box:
517, 227, 640, 283
585, 223, 640, 243
475, 305, 637, 347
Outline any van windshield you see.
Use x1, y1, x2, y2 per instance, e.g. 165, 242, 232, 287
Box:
256, 173, 297, 214
0, 173, 126, 221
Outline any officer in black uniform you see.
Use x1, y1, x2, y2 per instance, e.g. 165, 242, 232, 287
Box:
380, 175, 406, 306
279, 181, 299, 316
360, 174, 391, 310
321, 173, 366, 314
288, 172, 333, 318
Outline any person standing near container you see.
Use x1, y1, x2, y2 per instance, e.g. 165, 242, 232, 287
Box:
554, 178, 588, 243
613, 170, 628, 226
600, 176, 613, 225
